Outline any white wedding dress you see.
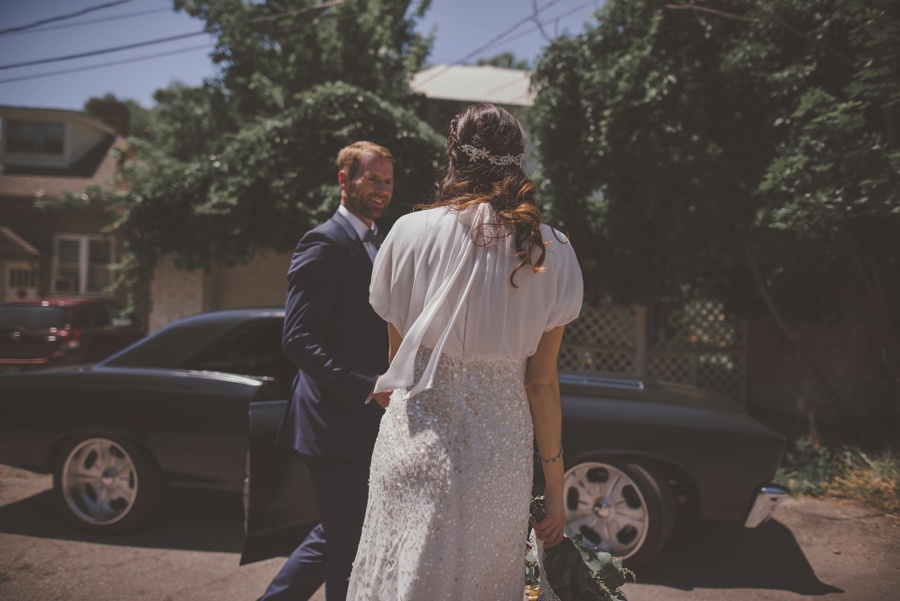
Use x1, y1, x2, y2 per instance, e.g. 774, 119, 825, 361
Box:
347, 203, 583, 601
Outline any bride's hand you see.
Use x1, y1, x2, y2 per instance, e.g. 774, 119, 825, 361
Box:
530, 490, 565, 548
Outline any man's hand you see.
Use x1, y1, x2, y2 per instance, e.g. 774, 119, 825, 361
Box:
367, 376, 393, 409
372, 390, 392, 409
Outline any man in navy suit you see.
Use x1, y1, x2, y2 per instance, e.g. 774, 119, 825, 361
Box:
258, 141, 395, 601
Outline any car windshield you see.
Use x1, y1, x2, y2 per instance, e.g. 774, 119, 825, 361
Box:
0, 306, 68, 329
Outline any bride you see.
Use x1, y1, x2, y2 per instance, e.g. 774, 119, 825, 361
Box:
347, 103, 583, 600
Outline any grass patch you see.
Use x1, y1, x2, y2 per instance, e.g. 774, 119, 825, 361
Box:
775, 438, 899, 514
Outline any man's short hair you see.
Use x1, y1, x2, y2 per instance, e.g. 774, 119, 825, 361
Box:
336, 141, 394, 179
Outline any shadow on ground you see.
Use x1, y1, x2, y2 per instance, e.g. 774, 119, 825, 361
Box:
0, 490, 844, 596
0, 489, 244, 553
638, 519, 842, 595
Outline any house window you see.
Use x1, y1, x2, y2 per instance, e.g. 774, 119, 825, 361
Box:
53, 236, 115, 295
8, 267, 37, 288
5, 120, 65, 155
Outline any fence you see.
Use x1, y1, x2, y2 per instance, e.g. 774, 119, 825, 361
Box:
559, 300, 747, 402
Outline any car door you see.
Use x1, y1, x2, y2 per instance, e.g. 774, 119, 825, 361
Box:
241, 398, 320, 565
81, 302, 144, 361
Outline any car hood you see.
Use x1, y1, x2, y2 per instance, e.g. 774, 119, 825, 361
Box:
559, 373, 745, 415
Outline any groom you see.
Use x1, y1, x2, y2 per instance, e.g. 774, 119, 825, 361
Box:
258, 141, 395, 601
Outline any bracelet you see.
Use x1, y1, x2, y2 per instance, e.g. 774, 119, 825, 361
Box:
536, 445, 564, 463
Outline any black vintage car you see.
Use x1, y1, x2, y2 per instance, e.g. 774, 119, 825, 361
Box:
0, 308, 787, 567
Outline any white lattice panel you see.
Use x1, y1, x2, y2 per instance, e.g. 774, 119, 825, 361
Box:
564, 305, 637, 349
651, 299, 743, 350
646, 353, 694, 385
560, 344, 636, 375
559, 301, 748, 402
696, 353, 745, 400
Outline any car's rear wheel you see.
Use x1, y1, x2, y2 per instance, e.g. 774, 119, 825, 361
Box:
53, 435, 165, 533
563, 458, 676, 567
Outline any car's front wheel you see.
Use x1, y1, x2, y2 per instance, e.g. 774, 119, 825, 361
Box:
563, 458, 676, 567
52, 435, 165, 533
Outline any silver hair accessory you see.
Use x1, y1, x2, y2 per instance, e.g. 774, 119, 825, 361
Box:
459, 143, 525, 167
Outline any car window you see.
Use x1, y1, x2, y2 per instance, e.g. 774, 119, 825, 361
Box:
186, 320, 296, 397
0, 306, 68, 329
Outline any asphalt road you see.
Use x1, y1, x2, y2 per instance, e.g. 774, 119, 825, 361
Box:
1, 463, 898, 601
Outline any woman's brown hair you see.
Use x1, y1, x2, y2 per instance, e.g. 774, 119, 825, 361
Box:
427, 103, 545, 287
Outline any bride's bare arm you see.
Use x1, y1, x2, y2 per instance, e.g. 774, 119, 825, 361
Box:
387, 322, 403, 364
371, 323, 403, 409
525, 325, 566, 547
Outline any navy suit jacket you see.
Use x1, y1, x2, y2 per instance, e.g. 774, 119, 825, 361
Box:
277, 211, 388, 462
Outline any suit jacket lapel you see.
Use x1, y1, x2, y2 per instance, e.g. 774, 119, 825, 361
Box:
332, 210, 372, 270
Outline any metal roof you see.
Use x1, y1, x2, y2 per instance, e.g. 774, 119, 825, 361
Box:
409, 65, 533, 107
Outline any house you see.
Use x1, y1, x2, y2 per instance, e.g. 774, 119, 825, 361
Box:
409, 64, 533, 131
0, 105, 128, 305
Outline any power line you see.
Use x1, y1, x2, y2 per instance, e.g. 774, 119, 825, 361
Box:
0, 31, 209, 71
248, 0, 349, 24
0, 43, 214, 85
0, 0, 359, 72
0, 0, 137, 36
0, 1, 378, 84
413, 0, 577, 88
1, 7, 171, 37
477, 1, 595, 57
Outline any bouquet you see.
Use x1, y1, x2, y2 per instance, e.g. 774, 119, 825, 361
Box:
525, 497, 635, 601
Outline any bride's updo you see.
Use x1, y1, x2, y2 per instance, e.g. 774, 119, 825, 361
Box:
434, 103, 545, 286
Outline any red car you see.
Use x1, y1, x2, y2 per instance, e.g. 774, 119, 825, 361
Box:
0, 298, 145, 372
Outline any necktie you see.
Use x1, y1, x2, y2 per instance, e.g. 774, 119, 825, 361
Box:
364, 229, 382, 249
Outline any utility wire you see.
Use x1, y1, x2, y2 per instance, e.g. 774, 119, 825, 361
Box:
477, 1, 595, 57
0, 0, 137, 36
414, 0, 580, 88
0, 30, 209, 71
248, 0, 348, 23
0, 43, 214, 85
1, 7, 171, 37
0, 0, 355, 71
0, 2, 376, 84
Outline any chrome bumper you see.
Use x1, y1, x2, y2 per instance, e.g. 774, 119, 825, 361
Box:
744, 485, 790, 528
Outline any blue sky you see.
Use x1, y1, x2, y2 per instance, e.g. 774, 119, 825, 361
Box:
0, 0, 602, 111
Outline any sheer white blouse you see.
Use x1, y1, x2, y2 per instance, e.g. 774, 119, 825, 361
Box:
370, 202, 584, 398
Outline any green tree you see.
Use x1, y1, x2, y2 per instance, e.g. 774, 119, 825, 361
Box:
174, 0, 433, 118
531, 0, 900, 417
64, 83, 444, 297
83, 93, 153, 138
50, 1, 442, 310
146, 81, 235, 162
476, 52, 530, 70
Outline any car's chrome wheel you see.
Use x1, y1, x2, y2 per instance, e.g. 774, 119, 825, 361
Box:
564, 459, 676, 566
53, 435, 165, 533
61, 438, 138, 525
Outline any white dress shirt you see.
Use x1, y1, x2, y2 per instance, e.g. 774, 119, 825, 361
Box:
338, 204, 379, 263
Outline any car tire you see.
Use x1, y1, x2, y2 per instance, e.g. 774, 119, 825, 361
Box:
52, 435, 166, 533
563, 458, 676, 567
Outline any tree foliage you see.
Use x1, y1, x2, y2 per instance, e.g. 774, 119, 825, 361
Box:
532, 2, 899, 310
174, 0, 433, 117
476, 52, 530, 70
67, 83, 444, 298
48, 1, 442, 308
83, 93, 153, 138
531, 0, 900, 403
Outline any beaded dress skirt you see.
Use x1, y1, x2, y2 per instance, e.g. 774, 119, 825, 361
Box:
347, 347, 534, 600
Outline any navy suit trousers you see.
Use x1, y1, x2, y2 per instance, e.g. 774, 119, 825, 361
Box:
259, 457, 371, 601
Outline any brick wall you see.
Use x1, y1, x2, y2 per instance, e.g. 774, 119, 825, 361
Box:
148, 254, 206, 332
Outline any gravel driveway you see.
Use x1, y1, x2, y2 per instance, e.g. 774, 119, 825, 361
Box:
0, 464, 897, 601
